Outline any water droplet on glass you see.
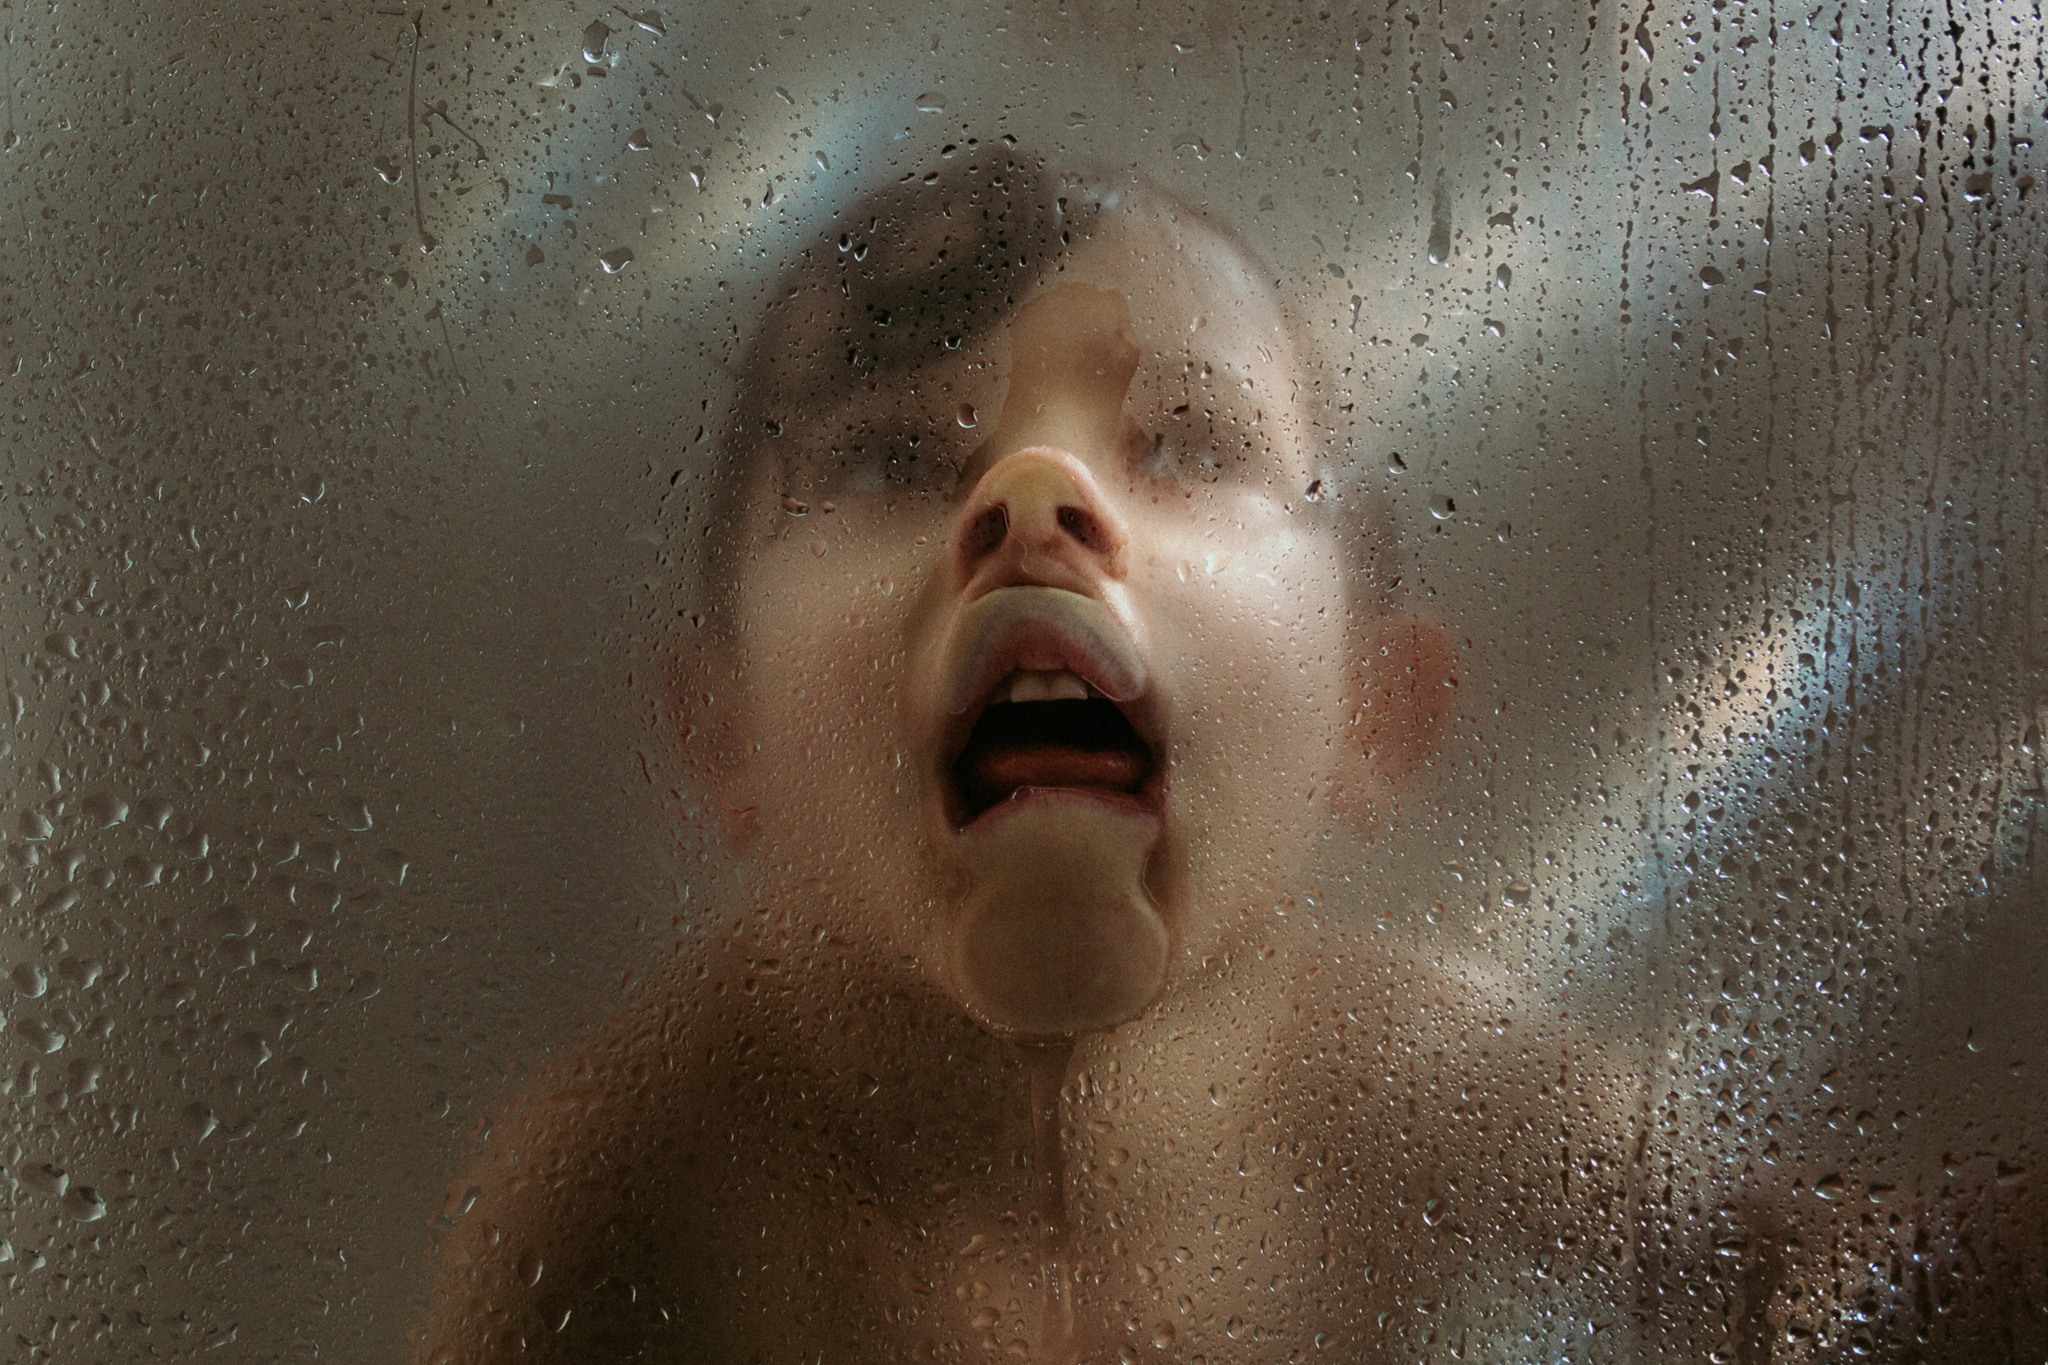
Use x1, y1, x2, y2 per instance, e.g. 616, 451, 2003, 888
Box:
780, 495, 808, 516
184, 1103, 218, 1141
626, 8, 665, 35
814, 150, 829, 172
599, 247, 634, 274
11, 964, 45, 997
1429, 495, 1456, 520
1387, 452, 1407, 472
626, 128, 651, 151
237, 1031, 273, 1068
80, 793, 127, 827
1494, 264, 1511, 290
1209, 1081, 1227, 1105
1502, 881, 1532, 907
581, 20, 612, 63
15, 1019, 65, 1054
956, 403, 977, 429
1427, 177, 1452, 265
915, 91, 947, 113
1172, 36, 1194, 52
373, 157, 403, 185
64, 1186, 105, 1222
687, 165, 705, 190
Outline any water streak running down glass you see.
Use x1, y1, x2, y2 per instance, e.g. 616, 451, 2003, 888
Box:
0, 2, 2043, 1361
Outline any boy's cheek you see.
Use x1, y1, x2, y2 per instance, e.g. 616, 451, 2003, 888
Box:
739, 534, 932, 836
1143, 559, 1349, 884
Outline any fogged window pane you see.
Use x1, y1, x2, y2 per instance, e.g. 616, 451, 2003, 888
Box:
4, 1, 2043, 1360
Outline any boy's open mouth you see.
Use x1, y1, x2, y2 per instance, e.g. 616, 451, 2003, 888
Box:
931, 587, 1166, 834
950, 672, 1158, 824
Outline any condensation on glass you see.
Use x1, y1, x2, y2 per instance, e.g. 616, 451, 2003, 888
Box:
0, 0, 2043, 1360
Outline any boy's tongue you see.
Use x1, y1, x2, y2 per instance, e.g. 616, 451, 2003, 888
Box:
955, 698, 1152, 815
968, 743, 1147, 795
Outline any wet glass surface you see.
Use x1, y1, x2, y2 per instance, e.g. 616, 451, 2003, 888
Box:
2, 1, 2045, 1360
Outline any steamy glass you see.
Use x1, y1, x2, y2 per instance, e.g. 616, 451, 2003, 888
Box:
2, 2, 2044, 1361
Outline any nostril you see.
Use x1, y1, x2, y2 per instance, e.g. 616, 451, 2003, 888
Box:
1056, 505, 1112, 554
961, 504, 1008, 561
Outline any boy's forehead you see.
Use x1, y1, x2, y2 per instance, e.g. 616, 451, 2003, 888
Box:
1058, 216, 1294, 366
743, 204, 1307, 508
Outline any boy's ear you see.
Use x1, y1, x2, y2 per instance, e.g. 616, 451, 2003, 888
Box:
1329, 612, 1458, 832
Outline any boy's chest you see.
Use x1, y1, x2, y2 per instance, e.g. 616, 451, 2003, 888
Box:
682, 1168, 1368, 1364
676, 1057, 1389, 1362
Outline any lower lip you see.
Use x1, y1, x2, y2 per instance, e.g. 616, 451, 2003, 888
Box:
953, 783, 1163, 839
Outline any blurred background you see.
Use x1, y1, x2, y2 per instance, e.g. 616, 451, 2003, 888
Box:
0, 0, 2043, 1358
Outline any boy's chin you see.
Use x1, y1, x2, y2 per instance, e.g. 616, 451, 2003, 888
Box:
942, 797, 1170, 1040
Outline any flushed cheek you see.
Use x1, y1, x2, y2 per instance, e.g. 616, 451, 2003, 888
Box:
1144, 555, 1346, 905
740, 540, 931, 899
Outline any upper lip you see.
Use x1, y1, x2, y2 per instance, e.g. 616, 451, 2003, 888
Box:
940, 587, 1146, 717
931, 586, 1166, 826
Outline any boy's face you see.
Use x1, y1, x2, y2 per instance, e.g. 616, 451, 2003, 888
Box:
733, 213, 1351, 1038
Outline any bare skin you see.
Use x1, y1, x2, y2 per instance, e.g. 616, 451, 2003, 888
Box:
417, 211, 1544, 1365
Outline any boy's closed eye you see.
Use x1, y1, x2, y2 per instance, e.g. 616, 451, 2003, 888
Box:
775, 403, 977, 501
1131, 403, 1279, 489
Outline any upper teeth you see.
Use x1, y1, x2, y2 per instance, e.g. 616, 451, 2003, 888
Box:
1003, 669, 1094, 704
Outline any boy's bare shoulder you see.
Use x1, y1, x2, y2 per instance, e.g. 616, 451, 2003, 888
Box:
417, 948, 999, 1363
418, 1009, 727, 1363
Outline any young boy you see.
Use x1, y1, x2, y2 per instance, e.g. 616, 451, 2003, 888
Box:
417, 155, 1602, 1365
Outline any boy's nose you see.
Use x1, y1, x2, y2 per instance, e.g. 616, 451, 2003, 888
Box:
952, 447, 1130, 593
